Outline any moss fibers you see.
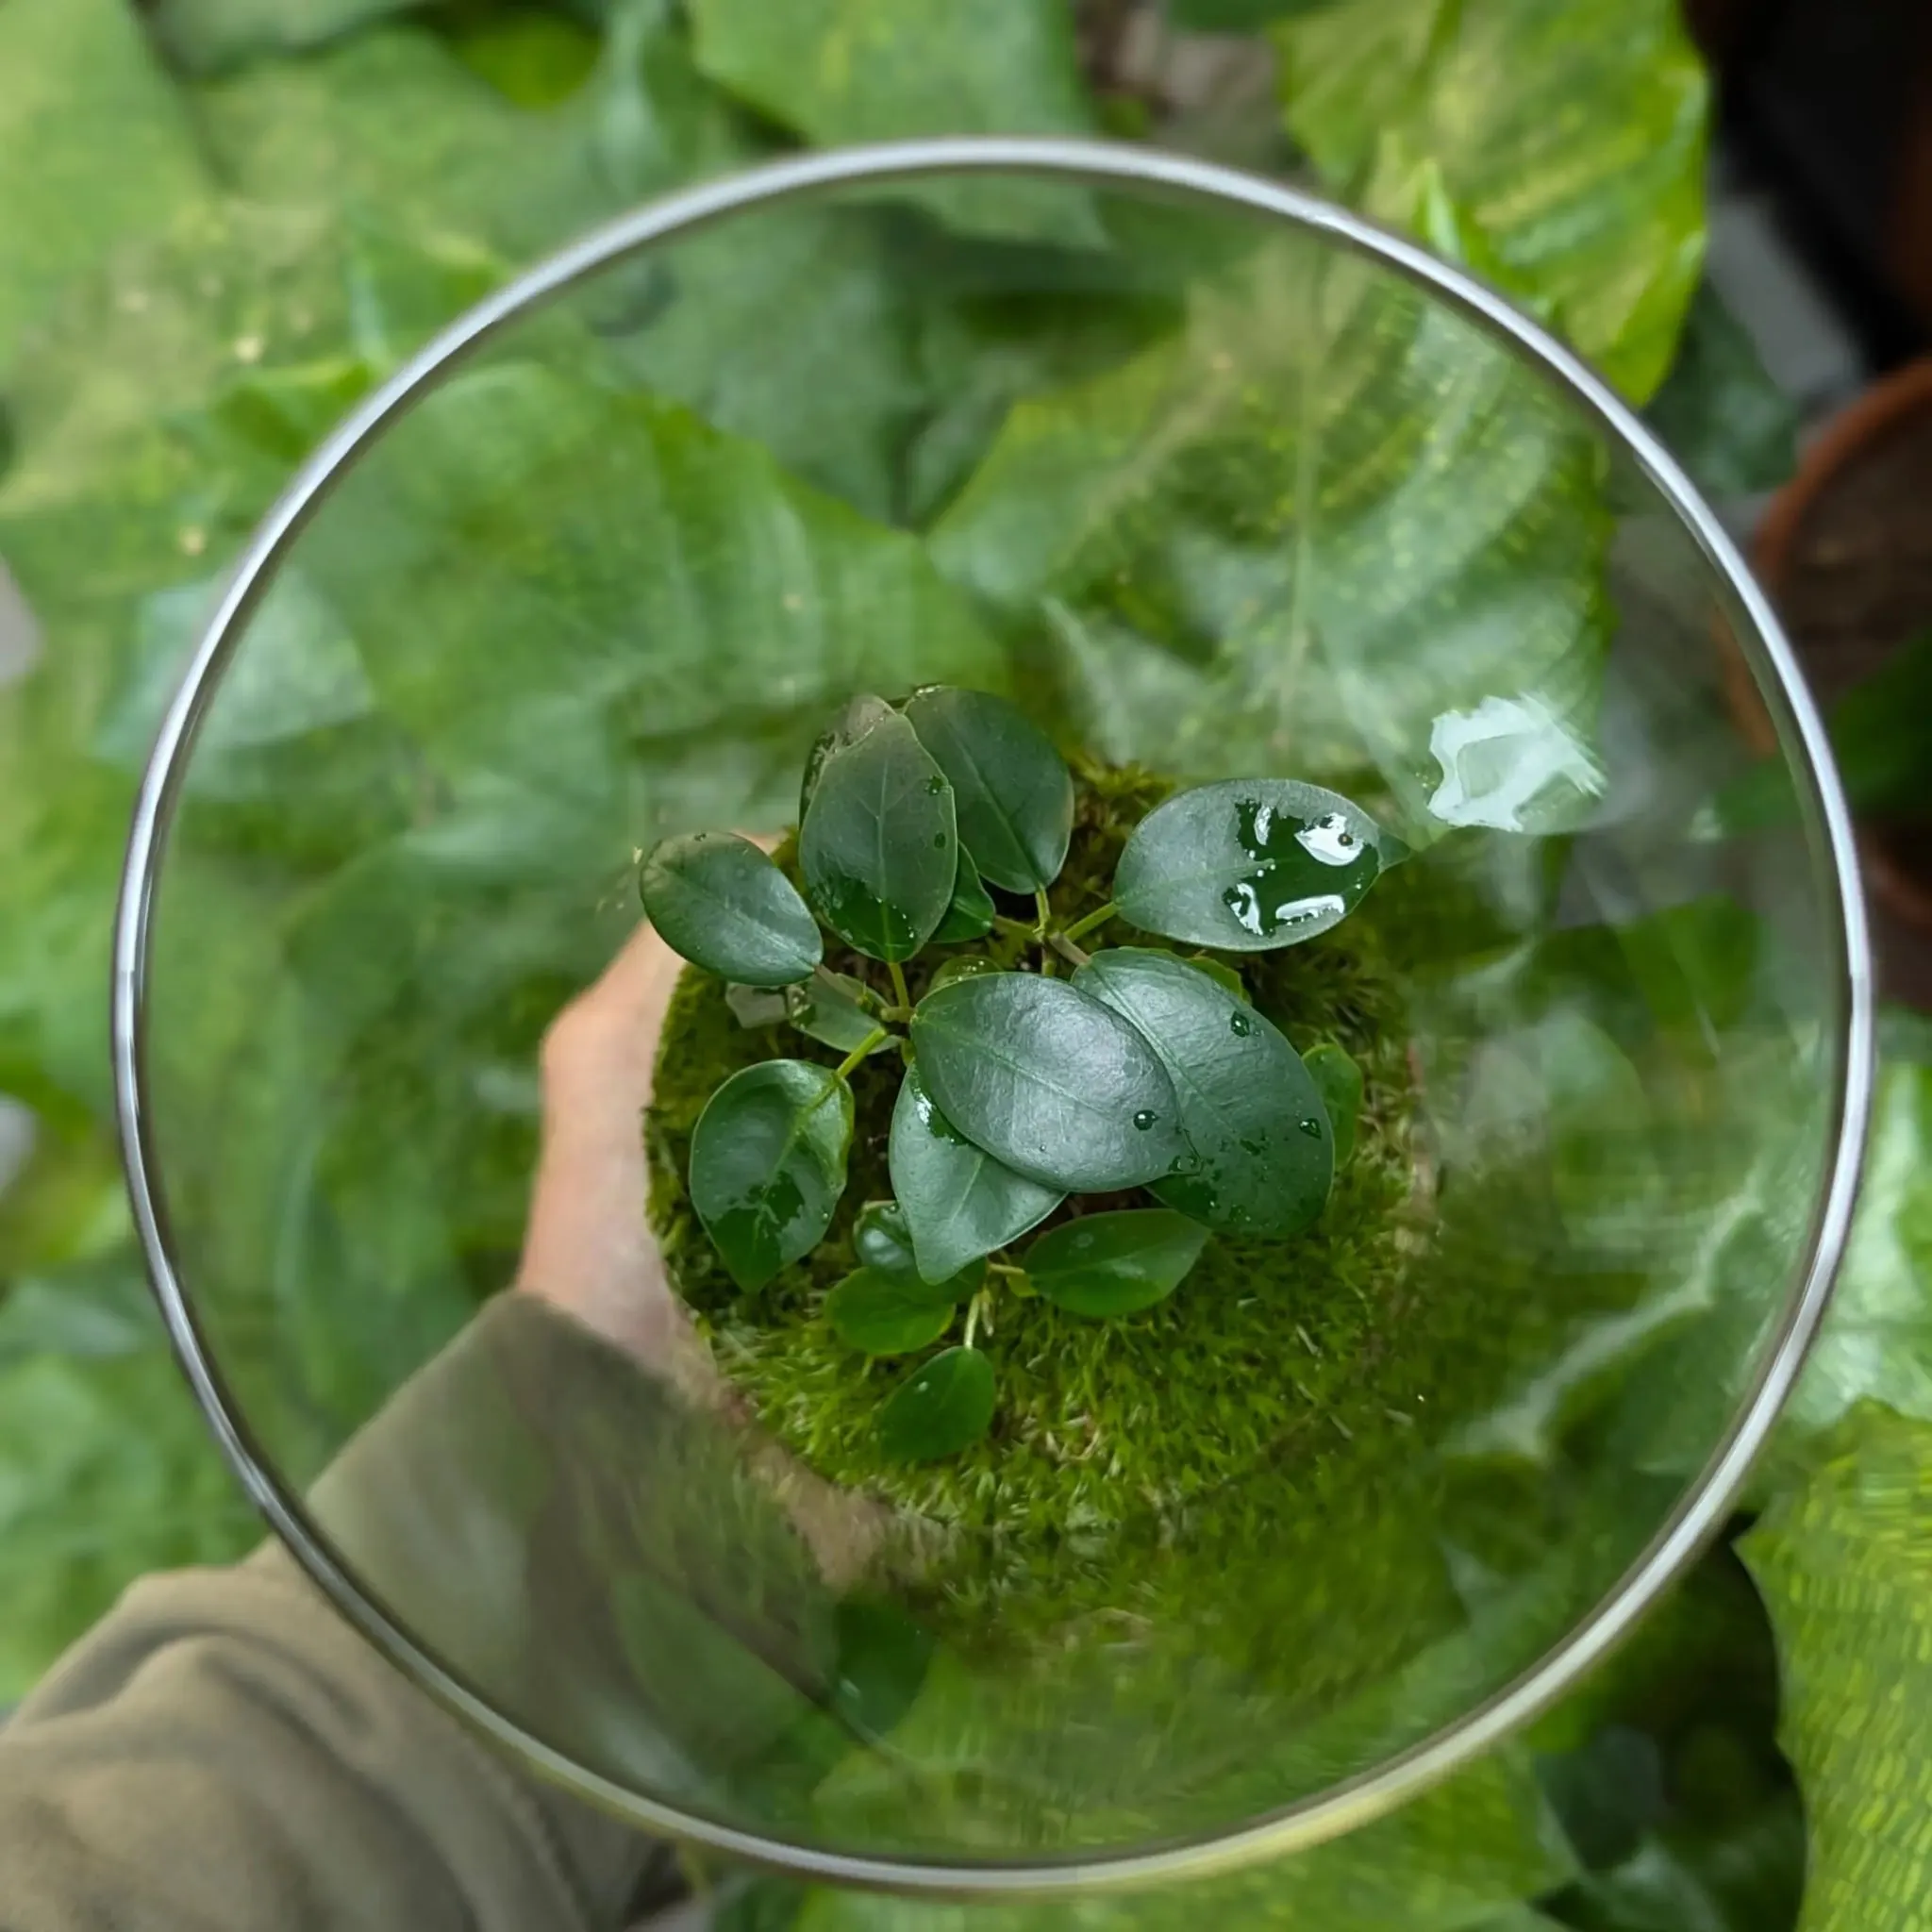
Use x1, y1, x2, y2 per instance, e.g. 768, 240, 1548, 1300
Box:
643, 764, 1468, 1674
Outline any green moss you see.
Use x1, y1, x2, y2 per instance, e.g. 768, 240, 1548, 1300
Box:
645, 763, 1463, 1667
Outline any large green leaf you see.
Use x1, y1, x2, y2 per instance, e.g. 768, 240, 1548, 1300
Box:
687, 0, 1102, 243
0, 0, 211, 380
909, 974, 1185, 1193
800, 709, 958, 963
930, 238, 1614, 840
690, 1058, 854, 1292
1023, 1208, 1208, 1319
1742, 1407, 1932, 1932
1074, 946, 1334, 1237
887, 1066, 1062, 1287
1112, 779, 1388, 951
903, 686, 1074, 895
1274, 0, 1709, 403
640, 832, 823, 987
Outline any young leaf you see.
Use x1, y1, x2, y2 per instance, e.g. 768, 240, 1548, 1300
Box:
824, 1269, 957, 1357
888, 1066, 1061, 1286
641, 832, 823, 987
1304, 1041, 1364, 1167
724, 983, 788, 1030
903, 687, 1074, 893
876, 1345, 996, 1462
1024, 1209, 1208, 1318
689, 1060, 852, 1292
799, 710, 957, 962
1114, 779, 1387, 952
853, 1201, 984, 1296
784, 969, 890, 1058
927, 955, 1002, 994
908, 973, 1185, 1193
799, 691, 894, 822
1074, 946, 1335, 1237
931, 844, 996, 943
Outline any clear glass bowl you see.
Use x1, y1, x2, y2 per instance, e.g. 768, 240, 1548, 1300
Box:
113, 142, 1872, 1892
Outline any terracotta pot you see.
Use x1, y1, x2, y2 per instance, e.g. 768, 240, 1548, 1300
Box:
1752, 358, 1932, 1005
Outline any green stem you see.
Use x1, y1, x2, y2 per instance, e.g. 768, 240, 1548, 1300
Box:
1047, 933, 1091, 972
887, 960, 911, 1010
985, 1260, 1024, 1278
832, 1029, 889, 1082
991, 915, 1034, 939
1033, 888, 1052, 936
1061, 900, 1118, 944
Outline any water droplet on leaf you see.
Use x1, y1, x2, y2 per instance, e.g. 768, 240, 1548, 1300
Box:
1298, 1116, 1324, 1139
1133, 1109, 1158, 1131
1229, 1011, 1252, 1036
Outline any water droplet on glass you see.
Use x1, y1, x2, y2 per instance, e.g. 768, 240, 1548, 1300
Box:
1298, 1116, 1324, 1139
1229, 1011, 1252, 1037
1132, 1109, 1158, 1131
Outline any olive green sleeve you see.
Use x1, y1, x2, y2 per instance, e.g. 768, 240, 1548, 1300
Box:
0, 1294, 760, 1932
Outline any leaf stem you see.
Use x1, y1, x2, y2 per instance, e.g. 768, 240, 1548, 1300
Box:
1033, 888, 1052, 936
991, 914, 1034, 939
832, 1029, 889, 1082
1047, 933, 1091, 971
887, 960, 911, 1010
985, 1260, 1024, 1278
963, 1294, 981, 1349
1061, 900, 1118, 944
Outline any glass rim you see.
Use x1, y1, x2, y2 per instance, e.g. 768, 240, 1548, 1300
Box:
108, 137, 1876, 1897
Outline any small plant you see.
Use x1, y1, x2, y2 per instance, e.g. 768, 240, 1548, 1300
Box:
639, 688, 1394, 1463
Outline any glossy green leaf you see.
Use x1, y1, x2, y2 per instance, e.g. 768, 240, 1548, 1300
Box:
1643, 280, 1798, 500
824, 1268, 958, 1357
641, 831, 822, 987
1304, 1041, 1363, 1167
932, 845, 997, 943
784, 970, 891, 1058
909, 974, 1185, 1193
688, 0, 1101, 244
888, 1066, 1061, 1287
903, 686, 1074, 893
800, 693, 895, 823
1074, 947, 1334, 1237
800, 710, 958, 963
1742, 1407, 1932, 1932
1024, 1209, 1208, 1319
0, 0, 211, 378
876, 1345, 996, 1462
689, 1059, 853, 1291
853, 1200, 984, 1296
1115, 779, 1386, 951
1274, 0, 1708, 402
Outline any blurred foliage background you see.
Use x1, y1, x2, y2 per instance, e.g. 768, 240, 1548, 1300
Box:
2, 3, 1929, 1927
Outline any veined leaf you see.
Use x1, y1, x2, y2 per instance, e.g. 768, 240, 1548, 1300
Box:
1075, 946, 1334, 1237
1743, 1408, 1932, 1932
640, 831, 821, 987
1024, 1209, 1208, 1319
876, 1345, 996, 1462
888, 1066, 1060, 1287
909, 974, 1184, 1194
824, 1269, 957, 1357
785, 969, 891, 1058
800, 693, 894, 823
932, 237, 1614, 841
689, 1059, 852, 1291
1114, 779, 1387, 951
1274, 0, 1709, 402
800, 709, 958, 963
903, 686, 1074, 894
